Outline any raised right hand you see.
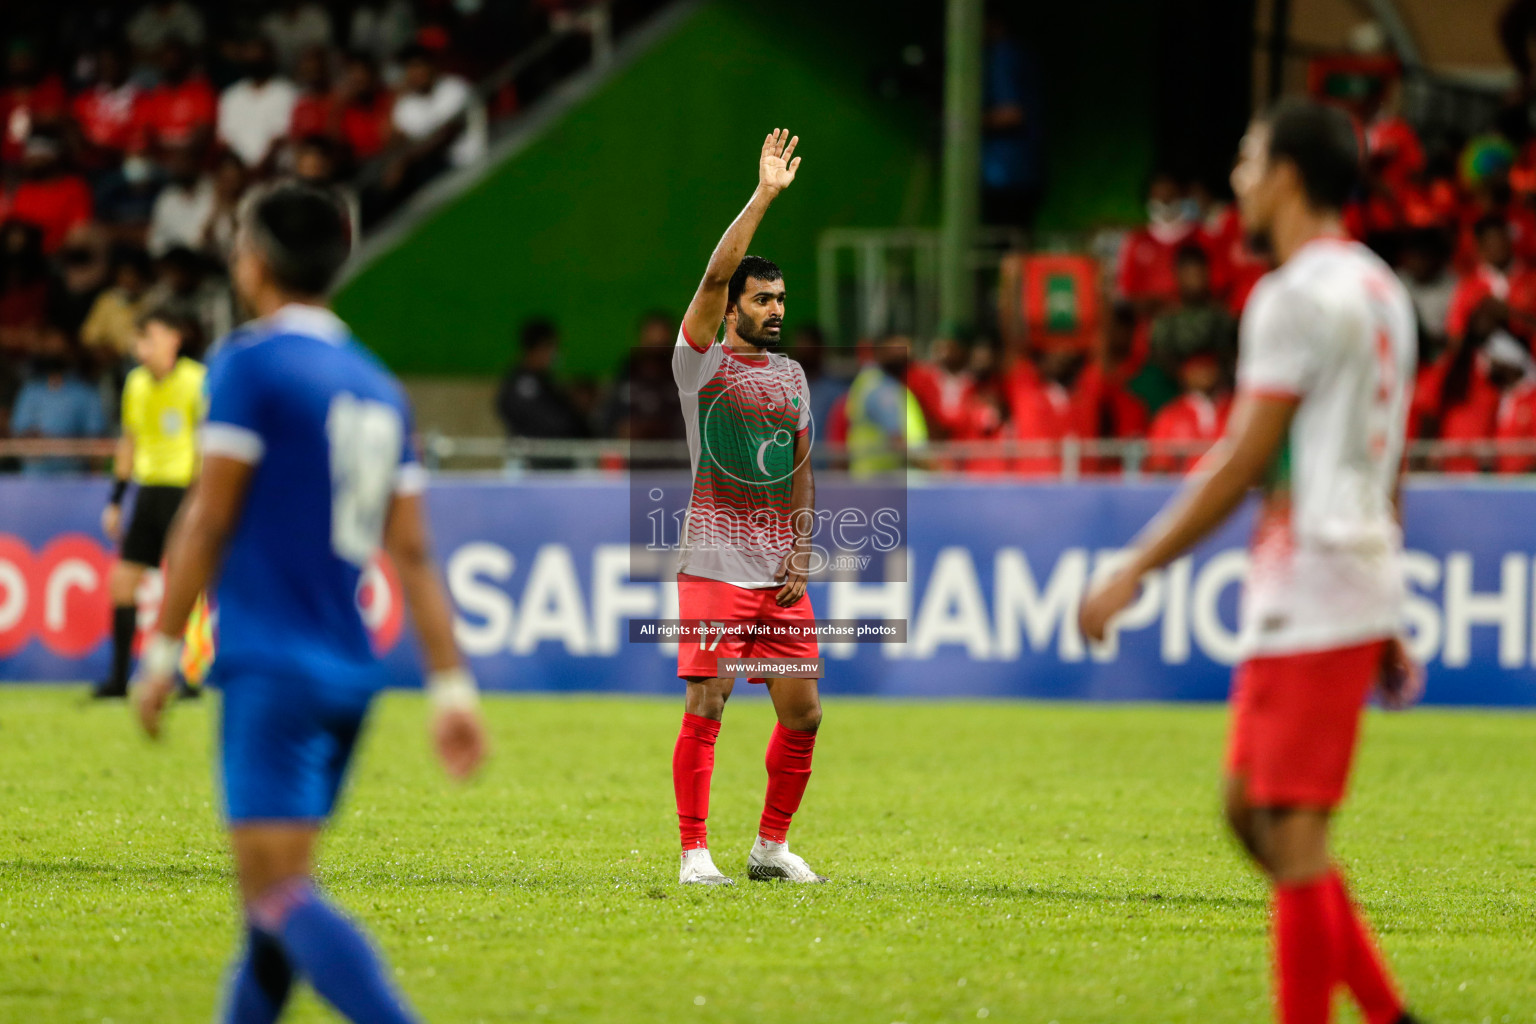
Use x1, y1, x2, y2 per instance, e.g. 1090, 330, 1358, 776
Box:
759, 129, 801, 195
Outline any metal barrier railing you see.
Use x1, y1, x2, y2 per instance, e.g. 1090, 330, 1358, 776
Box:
413, 436, 1536, 479
3, 436, 1536, 478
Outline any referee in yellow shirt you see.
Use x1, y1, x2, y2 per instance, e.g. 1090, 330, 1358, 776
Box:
95, 308, 205, 699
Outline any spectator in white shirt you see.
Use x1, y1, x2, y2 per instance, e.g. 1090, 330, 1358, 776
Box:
200, 152, 248, 265
389, 44, 487, 175
260, 1, 334, 74
125, 1, 205, 61
217, 38, 298, 172
146, 144, 213, 257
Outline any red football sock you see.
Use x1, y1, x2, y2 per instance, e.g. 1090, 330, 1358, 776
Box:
673, 714, 720, 851
758, 723, 817, 844
1274, 876, 1339, 1024
1326, 869, 1404, 1024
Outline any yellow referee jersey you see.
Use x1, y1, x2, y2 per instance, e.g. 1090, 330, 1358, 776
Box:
122, 358, 206, 486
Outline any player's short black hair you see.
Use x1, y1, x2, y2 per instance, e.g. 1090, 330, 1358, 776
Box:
728, 255, 782, 308
1258, 98, 1361, 212
241, 182, 352, 297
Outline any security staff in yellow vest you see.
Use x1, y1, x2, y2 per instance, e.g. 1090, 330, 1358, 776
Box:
846, 334, 928, 478
95, 309, 205, 699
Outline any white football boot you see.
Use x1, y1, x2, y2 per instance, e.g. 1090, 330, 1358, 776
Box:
679, 848, 734, 885
747, 837, 828, 883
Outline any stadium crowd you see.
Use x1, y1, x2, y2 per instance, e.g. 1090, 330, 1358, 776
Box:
494, 84, 1536, 480
6, 3, 1536, 477
907, 60, 1536, 477
489, 24, 1536, 477
0, 0, 641, 474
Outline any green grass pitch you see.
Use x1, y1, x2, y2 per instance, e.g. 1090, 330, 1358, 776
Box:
1, 687, 1533, 1023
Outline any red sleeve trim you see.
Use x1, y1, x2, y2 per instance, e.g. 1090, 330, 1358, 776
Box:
681, 324, 710, 353
1241, 386, 1303, 403
795, 425, 811, 438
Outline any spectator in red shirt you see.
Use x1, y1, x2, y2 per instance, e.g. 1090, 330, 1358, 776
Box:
952, 344, 1012, 475
1366, 108, 1425, 195
1453, 162, 1536, 272
71, 41, 142, 164
332, 52, 393, 163
1489, 332, 1536, 472
1415, 304, 1508, 472
1145, 352, 1231, 475
1073, 307, 1148, 474
1445, 215, 1536, 345
1115, 172, 1205, 316
288, 45, 334, 143
1007, 347, 1080, 477
906, 337, 972, 441
135, 38, 216, 154
8, 132, 93, 253
0, 41, 68, 166
1196, 197, 1271, 313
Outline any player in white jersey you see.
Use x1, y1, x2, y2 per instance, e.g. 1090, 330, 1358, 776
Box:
668, 129, 828, 886
1081, 100, 1425, 1024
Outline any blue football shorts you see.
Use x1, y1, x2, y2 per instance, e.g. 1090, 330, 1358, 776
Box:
217, 672, 378, 825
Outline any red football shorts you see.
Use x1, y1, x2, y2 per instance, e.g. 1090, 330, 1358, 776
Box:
676, 573, 819, 682
1226, 638, 1388, 809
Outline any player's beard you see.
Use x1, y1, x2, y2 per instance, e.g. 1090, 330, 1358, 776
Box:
736, 311, 783, 350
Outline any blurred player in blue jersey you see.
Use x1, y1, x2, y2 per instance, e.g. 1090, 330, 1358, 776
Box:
130, 182, 488, 1024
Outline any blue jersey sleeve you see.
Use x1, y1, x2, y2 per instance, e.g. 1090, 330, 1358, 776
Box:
202, 343, 271, 464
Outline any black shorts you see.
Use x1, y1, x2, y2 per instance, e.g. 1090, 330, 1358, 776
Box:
121, 485, 187, 567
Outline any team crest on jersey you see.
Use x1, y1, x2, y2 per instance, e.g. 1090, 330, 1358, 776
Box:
698, 359, 810, 487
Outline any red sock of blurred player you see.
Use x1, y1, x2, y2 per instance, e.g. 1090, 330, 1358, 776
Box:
1274, 875, 1338, 1024
1326, 868, 1404, 1024
673, 714, 720, 850
758, 723, 816, 843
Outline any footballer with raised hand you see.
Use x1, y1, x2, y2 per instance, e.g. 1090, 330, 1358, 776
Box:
669, 129, 827, 886
130, 182, 488, 1023
1080, 99, 1425, 1024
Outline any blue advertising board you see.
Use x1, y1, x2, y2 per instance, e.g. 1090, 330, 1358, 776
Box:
1, 477, 1533, 705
